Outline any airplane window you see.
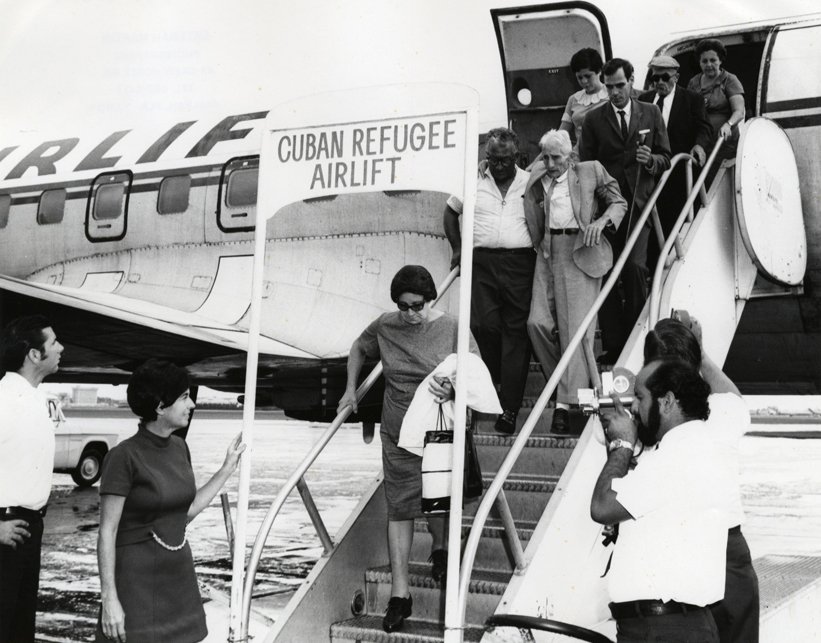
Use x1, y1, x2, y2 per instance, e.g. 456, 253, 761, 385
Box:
226, 168, 258, 207
0, 194, 9, 228
158, 175, 191, 214
38, 189, 66, 225
93, 183, 126, 220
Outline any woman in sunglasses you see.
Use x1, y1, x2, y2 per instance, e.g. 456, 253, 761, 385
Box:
337, 264, 477, 633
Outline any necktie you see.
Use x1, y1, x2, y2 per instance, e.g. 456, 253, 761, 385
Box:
656, 94, 665, 110
618, 109, 628, 140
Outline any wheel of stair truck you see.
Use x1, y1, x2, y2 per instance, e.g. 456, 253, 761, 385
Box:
485, 613, 614, 643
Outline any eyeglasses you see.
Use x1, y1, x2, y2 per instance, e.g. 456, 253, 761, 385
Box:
651, 72, 675, 82
397, 300, 425, 312
486, 154, 516, 167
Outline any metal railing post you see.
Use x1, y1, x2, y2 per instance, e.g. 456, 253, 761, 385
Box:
296, 478, 334, 555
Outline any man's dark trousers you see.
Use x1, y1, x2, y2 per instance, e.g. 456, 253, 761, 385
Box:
0, 514, 44, 643
616, 608, 719, 643
470, 248, 535, 413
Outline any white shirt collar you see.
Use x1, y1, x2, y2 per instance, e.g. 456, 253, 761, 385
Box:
0, 371, 38, 393
612, 99, 631, 123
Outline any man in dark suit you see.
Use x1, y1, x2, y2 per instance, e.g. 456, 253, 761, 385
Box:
639, 55, 713, 270
578, 58, 671, 362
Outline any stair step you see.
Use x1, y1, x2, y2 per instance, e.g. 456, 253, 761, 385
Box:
365, 564, 508, 623
473, 433, 577, 477
331, 615, 485, 642
474, 408, 586, 436
411, 517, 536, 572
460, 474, 557, 521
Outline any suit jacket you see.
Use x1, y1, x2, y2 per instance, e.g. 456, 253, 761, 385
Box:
578, 98, 671, 230
639, 86, 713, 155
523, 161, 627, 276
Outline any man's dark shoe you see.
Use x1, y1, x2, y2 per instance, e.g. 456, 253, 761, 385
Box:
382, 595, 413, 632
551, 408, 570, 435
429, 549, 448, 584
494, 409, 517, 435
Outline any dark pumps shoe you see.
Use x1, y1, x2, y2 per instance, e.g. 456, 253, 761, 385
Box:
551, 408, 570, 435
382, 595, 413, 632
429, 549, 448, 584
494, 409, 517, 435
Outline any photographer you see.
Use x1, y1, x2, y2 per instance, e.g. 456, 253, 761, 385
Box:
590, 359, 733, 643
645, 316, 759, 642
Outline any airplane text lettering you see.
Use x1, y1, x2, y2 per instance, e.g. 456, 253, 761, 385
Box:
6, 138, 80, 180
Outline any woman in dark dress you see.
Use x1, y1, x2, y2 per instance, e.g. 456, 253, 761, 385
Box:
337, 265, 478, 633
96, 359, 244, 643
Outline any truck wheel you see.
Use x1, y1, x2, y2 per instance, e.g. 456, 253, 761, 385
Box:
71, 446, 106, 487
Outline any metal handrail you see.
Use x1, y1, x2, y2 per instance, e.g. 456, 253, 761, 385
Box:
649, 137, 725, 326
454, 144, 721, 626
239, 267, 460, 639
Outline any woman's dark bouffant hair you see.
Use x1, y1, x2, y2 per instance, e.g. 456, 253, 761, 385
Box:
127, 359, 190, 423
644, 318, 701, 369
390, 265, 437, 303
695, 39, 726, 63
570, 48, 603, 74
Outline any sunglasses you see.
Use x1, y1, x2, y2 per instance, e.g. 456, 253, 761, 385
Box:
651, 72, 676, 82
397, 300, 425, 312
486, 154, 516, 167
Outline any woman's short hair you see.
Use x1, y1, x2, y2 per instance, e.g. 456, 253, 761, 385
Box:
127, 359, 190, 422
539, 129, 572, 156
390, 265, 437, 303
570, 48, 603, 74
644, 318, 701, 369
695, 39, 726, 63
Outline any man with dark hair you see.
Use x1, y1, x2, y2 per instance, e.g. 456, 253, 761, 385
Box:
645, 316, 759, 643
579, 57, 671, 362
444, 127, 534, 434
0, 315, 64, 642
591, 359, 733, 642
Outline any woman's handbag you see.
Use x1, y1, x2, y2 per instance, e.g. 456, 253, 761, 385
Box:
421, 406, 484, 514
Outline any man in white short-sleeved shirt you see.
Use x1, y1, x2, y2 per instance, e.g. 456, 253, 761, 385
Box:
0, 315, 63, 642
443, 127, 534, 435
644, 316, 759, 642
591, 359, 733, 642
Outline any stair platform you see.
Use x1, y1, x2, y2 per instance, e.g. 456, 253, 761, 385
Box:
331, 615, 485, 642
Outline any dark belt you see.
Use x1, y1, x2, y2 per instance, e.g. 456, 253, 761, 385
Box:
474, 247, 533, 255
609, 599, 703, 619
549, 228, 579, 235
0, 506, 47, 520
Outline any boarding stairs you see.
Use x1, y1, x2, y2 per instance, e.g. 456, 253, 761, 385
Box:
233, 121, 806, 642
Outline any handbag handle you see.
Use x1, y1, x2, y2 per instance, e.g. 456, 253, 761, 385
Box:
435, 403, 446, 432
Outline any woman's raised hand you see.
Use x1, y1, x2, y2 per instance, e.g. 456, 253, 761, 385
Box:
222, 433, 246, 472
337, 388, 358, 415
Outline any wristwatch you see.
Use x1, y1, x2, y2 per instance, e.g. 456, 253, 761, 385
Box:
608, 439, 635, 453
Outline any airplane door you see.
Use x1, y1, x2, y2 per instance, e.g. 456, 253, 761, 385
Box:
85, 171, 131, 242
491, 2, 611, 163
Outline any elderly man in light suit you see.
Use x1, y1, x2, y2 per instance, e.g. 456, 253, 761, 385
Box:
525, 130, 627, 433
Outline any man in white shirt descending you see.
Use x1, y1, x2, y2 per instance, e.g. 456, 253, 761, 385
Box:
444, 127, 535, 434
591, 359, 733, 643
644, 315, 759, 643
0, 315, 63, 643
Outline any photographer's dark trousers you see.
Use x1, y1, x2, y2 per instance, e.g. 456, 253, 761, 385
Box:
615, 605, 719, 643
710, 526, 760, 643
470, 248, 535, 413
0, 513, 44, 643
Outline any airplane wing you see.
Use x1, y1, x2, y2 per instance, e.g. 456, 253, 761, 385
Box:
0, 274, 319, 387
